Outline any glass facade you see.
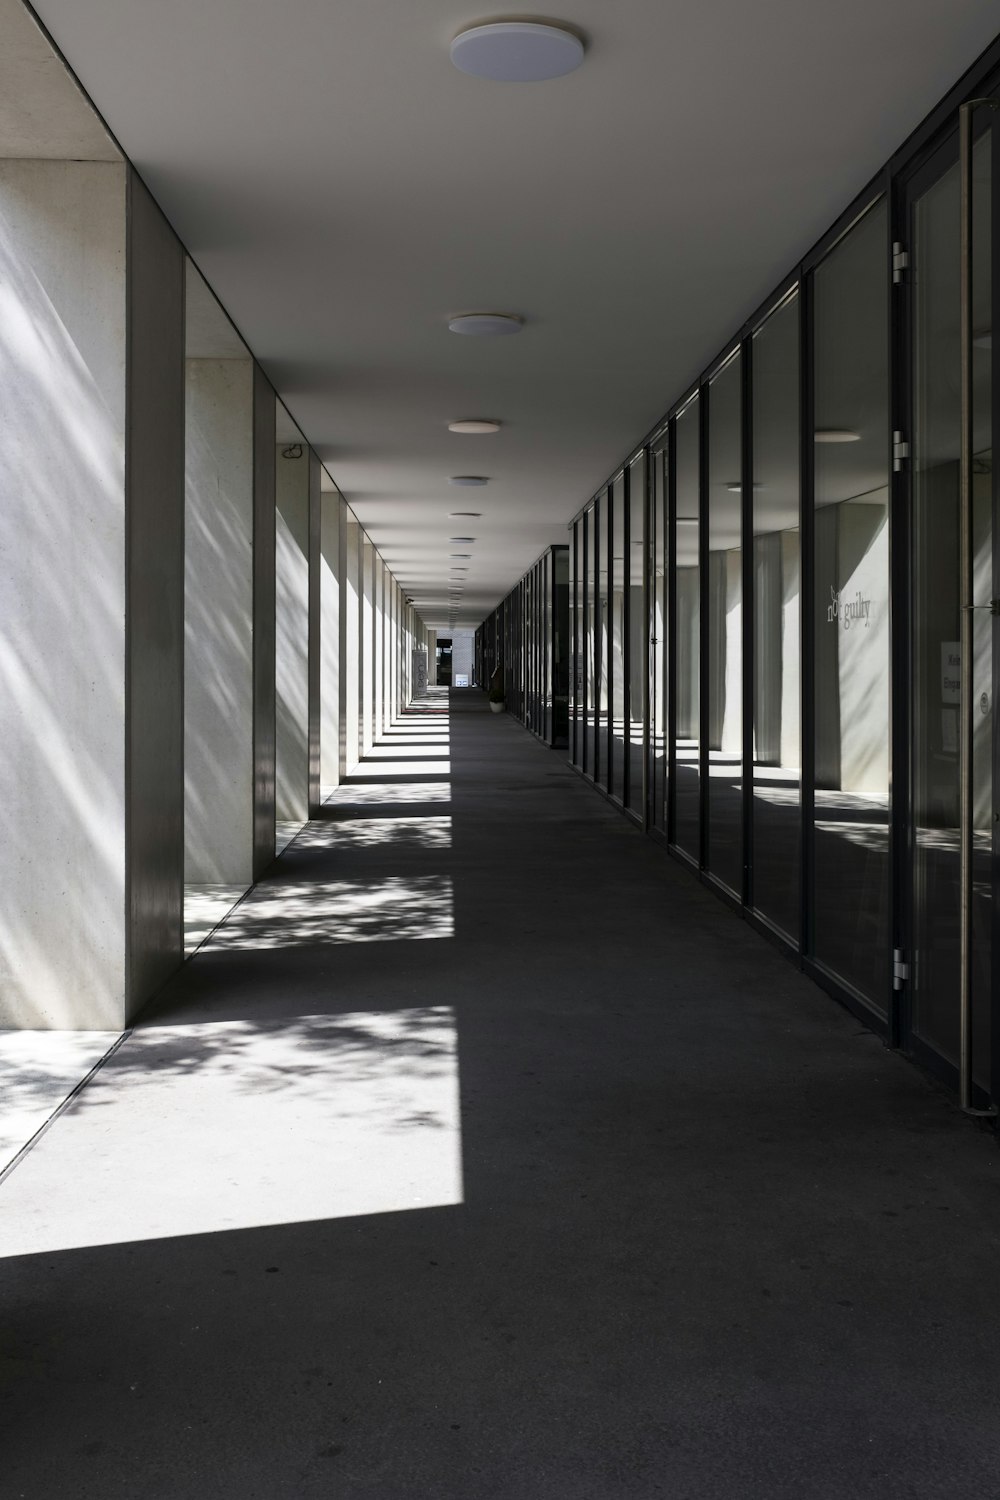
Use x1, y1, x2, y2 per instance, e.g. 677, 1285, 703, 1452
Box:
751, 291, 801, 942
674, 396, 701, 860
563, 80, 1000, 1113
475, 546, 570, 748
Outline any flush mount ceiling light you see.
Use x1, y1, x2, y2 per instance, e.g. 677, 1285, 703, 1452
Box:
814, 429, 861, 443
450, 21, 585, 82
448, 313, 523, 336
450, 553, 472, 558
448, 420, 500, 434
449, 475, 489, 485
449, 511, 482, 518
449, 536, 476, 542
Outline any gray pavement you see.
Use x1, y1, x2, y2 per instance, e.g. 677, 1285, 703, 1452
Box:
2, 688, 999, 1498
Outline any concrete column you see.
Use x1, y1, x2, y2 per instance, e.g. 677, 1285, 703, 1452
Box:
373, 558, 384, 738
0, 159, 186, 1028
427, 629, 438, 686
320, 483, 341, 791
340, 510, 360, 773
308, 450, 321, 814
184, 343, 254, 884
362, 538, 375, 754
252, 369, 276, 878
127, 174, 186, 1008
275, 431, 310, 824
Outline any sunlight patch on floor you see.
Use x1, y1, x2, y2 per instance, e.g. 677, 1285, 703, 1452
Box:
348, 759, 452, 777
184, 884, 249, 955
203, 875, 454, 948
327, 781, 451, 805
0, 1008, 462, 1256
294, 816, 452, 851
0, 1030, 122, 1175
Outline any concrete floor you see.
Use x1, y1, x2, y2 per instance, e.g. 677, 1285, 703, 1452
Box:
2, 687, 1000, 1497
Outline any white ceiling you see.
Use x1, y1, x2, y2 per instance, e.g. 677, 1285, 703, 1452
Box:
24, 0, 1000, 629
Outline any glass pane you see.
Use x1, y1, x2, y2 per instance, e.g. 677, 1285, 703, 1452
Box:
598, 491, 611, 789
572, 522, 582, 764
628, 453, 646, 810
707, 351, 743, 894
554, 547, 570, 746
752, 292, 801, 941
910, 131, 992, 1088
674, 396, 701, 861
651, 440, 668, 832
586, 504, 598, 777
812, 199, 890, 1010
610, 474, 626, 802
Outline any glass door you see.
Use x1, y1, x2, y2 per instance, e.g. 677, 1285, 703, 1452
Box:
904, 107, 995, 1107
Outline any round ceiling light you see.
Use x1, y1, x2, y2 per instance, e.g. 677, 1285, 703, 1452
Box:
449, 475, 489, 486
448, 420, 500, 435
450, 21, 585, 83
449, 511, 482, 517
448, 313, 523, 336
449, 536, 476, 542
814, 429, 861, 443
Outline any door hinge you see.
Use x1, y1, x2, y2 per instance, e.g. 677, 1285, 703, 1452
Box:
893, 948, 909, 991
893, 430, 910, 472
892, 242, 909, 283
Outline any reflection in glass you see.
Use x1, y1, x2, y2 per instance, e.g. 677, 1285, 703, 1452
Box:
585, 503, 598, 777
752, 292, 801, 940
673, 396, 701, 861
812, 199, 890, 1010
707, 351, 743, 894
628, 453, 646, 811
910, 132, 992, 1087
572, 521, 583, 766
610, 474, 627, 802
553, 546, 570, 746
650, 439, 668, 832
598, 490, 611, 791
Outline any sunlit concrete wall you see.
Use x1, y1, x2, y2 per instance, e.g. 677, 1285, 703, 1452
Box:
0, 160, 186, 1027
307, 450, 321, 814
184, 354, 254, 883
252, 369, 276, 878
362, 539, 375, 753
275, 441, 310, 823
0, 159, 127, 1027
341, 513, 360, 773
320, 488, 341, 790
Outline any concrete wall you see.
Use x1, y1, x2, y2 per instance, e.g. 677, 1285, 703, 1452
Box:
308, 451, 321, 813
320, 490, 341, 789
362, 538, 374, 753
125, 170, 186, 1013
451, 632, 475, 685
275, 445, 309, 822
184, 356, 254, 883
341, 513, 360, 773
252, 368, 276, 878
0, 159, 127, 1027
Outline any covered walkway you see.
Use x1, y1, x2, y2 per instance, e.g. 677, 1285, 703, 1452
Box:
2, 688, 1000, 1497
